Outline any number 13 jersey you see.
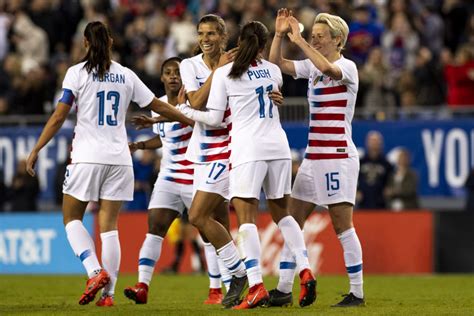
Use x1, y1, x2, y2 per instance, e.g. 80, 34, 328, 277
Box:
62, 61, 155, 166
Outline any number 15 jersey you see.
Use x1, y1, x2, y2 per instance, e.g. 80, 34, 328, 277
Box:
63, 61, 155, 166
207, 60, 291, 168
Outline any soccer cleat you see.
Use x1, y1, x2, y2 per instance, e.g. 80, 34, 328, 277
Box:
268, 289, 293, 307
96, 294, 114, 307
232, 283, 269, 310
222, 275, 248, 308
203, 288, 223, 304
331, 293, 365, 307
124, 282, 149, 304
299, 268, 317, 307
78, 270, 110, 305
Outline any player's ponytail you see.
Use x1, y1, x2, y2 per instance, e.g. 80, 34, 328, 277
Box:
81, 21, 112, 80
228, 21, 268, 79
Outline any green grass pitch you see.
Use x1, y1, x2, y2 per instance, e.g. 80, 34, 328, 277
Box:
1, 274, 473, 315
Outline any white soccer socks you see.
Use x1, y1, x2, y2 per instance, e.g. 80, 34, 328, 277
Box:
277, 216, 311, 272
238, 223, 262, 287
338, 227, 364, 299
138, 233, 163, 285
203, 242, 222, 289
65, 220, 101, 278
100, 230, 121, 296
217, 240, 247, 282
276, 240, 296, 294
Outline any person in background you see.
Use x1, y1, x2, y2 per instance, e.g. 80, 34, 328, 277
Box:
444, 43, 474, 107
357, 131, 393, 209
6, 159, 40, 212
464, 168, 474, 212
384, 148, 419, 210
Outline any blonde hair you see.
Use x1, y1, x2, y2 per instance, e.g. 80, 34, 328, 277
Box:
314, 13, 349, 52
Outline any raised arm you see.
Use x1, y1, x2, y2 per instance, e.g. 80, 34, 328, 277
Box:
287, 16, 342, 80
27, 102, 71, 176
269, 8, 297, 77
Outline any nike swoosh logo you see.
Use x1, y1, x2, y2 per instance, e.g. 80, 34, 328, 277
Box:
328, 193, 337, 197
205, 181, 214, 184
195, 76, 206, 80
247, 287, 261, 306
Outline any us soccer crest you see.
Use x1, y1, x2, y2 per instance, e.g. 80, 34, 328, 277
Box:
313, 75, 332, 86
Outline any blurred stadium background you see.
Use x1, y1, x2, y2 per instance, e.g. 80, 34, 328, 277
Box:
1, 0, 474, 312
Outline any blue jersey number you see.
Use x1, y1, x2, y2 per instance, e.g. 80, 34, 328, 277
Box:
325, 172, 340, 191
97, 90, 120, 126
208, 162, 226, 180
255, 84, 274, 118
158, 122, 165, 137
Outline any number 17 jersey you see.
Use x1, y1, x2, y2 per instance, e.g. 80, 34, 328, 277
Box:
63, 61, 155, 166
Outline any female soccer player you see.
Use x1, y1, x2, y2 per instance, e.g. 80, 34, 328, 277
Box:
25, 21, 190, 307
179, 14, 247, 306
123, 57, 196, 304
269, 9, 365, 307
180, 21, 316, 310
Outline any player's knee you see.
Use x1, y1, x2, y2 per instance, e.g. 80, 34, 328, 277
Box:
188, 212, 205, 229
148, 222, 169, 237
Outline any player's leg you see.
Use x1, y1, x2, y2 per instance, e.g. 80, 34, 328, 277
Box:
265, 159, 316, 307
95, 164, 134, 306
124, 207, 179, 304
328, 202, 364, 307
232, 197, 269, 310
270, 197, 315, 307
189, 163, 246, 305
189, 191, 229, 304
319, 157, 364, 307
96, 199, 122, 306
124, 183, 182, 304
269, 159, 318, 306
62, 163, 110, 305
230, 161, 270, 310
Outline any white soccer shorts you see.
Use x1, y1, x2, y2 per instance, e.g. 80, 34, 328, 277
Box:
193, 161, 230, 200
292, 156, 359, 207
229, 159, 291, 200
63, 163, 134, 202
148, 177, 193, 214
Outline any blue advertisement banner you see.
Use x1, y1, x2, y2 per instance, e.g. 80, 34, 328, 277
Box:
285, 119, 474, 197
0, 213, 94, 274
0, 120, 473, 199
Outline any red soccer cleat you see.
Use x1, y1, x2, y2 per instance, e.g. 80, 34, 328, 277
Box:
299, 268, 317, 307
203, 288, 223, 304
96, 294, 114, 307
232, 283, 269, 310
78, 270, 110, 305
124, 282, 149, 304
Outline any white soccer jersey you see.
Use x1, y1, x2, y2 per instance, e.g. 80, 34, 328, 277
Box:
180, 54, 230, 164
151, 95, 194, 185
63, 61, 154, 166
294, 56, 358, 160
207, 60, 291, 168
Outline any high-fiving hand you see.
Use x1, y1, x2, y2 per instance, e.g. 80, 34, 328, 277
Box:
275, 8, 291, 35
286, 16, 304, 44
